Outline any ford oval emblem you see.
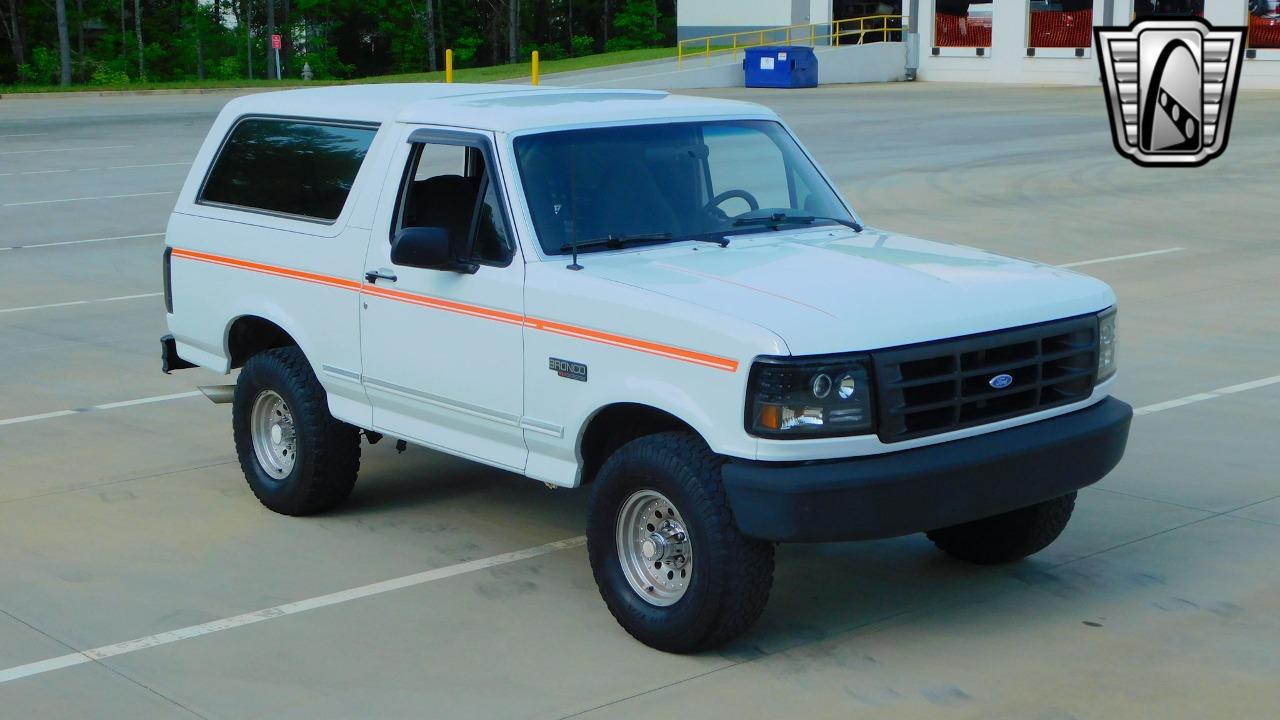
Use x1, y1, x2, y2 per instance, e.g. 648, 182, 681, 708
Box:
989, 373, 1014, 389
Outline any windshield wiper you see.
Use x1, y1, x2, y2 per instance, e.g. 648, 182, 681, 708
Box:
560, 233, 674, 270
732, 213, 863, 233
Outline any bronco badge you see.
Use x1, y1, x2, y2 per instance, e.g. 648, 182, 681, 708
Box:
549, 357, 588, 382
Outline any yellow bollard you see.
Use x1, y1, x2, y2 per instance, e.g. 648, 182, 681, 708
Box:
445, 48, 453, 83
531, 50, 540, 86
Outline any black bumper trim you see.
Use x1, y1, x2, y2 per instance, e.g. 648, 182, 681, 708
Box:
722, 397, 1132, 542
161, 334, 196, 374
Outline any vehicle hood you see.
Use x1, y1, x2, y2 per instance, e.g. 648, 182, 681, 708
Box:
578, 226, 1116, 355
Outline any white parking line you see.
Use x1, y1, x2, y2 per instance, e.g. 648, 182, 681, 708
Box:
2, 191, 174, 207
0, 292, 161, 315
106, 162, 190, 170
0, 145, 131, 156
0, 232, 164, 251
1133, 375, 1280, 416
0, 391, 201, 428
1057, 248, 1184, 268
0, 162, 189, 177
0, 536, 587, 684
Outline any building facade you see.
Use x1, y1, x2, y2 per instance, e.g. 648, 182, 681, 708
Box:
676, 1, 1280, 88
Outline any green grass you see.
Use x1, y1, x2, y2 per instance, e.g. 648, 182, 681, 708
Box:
0, 47, 678, 94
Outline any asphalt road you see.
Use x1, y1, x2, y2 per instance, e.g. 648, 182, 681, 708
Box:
1, 82, 1278, 719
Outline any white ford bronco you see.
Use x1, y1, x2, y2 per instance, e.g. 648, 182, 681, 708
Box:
162, 84, 1131, 652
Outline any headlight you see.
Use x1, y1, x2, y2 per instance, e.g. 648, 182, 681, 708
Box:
1097, 307, 1117, 382
747, 355, 874, 438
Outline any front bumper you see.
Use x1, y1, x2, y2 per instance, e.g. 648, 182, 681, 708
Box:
721, 397, 1132, 542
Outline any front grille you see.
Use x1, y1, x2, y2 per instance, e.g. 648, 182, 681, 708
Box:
871, 314, 1098, 442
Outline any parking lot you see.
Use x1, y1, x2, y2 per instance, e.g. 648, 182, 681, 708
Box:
1, 81, 1278, 719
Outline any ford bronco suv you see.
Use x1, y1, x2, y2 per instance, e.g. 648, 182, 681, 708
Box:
161, 84, 1131, 652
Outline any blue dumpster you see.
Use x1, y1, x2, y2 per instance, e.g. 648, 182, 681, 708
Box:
743, 46, 818, 88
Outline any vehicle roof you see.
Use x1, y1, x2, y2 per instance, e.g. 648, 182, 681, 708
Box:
219, 83, 777, 133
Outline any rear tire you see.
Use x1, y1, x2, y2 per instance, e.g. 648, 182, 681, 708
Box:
926, 492, 1077, 565
586, 432, 774, 653
232, 347, 361, 516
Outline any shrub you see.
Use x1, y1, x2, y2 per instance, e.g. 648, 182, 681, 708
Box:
90, 66, 131, 86
571, 35, 595, 56
17, 47, 59, 85
210, 56, 243, 81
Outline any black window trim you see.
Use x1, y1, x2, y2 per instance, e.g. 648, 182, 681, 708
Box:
196, 114, 382, 226
391, 127, 516, 269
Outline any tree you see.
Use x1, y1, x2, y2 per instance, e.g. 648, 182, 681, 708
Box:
191, 0, 205, 80
507, 0, 518, 64
609, 0, 660, 50
0, 0, 25, 69
0, 0, 672, 86
423, 0, 436, 71
245, 0, 252, 78
132, 0, 144, 78
266, 0, 276, 79
54, 0, 69, 85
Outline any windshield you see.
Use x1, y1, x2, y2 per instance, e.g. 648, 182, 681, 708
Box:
512, 120, 855, 256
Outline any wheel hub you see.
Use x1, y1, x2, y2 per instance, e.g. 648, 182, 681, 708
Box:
616, 489, 693, 606
250, 390, 297, 481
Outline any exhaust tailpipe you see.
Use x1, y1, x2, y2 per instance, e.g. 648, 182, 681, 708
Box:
198, 385, 235, 404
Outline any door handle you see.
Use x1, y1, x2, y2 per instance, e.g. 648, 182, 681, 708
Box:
364, 269, 398, 284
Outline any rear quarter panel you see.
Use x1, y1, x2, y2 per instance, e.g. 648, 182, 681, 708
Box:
164, 102, 400, 428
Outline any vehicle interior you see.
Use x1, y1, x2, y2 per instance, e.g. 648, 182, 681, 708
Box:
396, 143, 511, 264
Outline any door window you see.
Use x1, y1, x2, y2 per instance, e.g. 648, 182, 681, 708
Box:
394, 140, 513, 266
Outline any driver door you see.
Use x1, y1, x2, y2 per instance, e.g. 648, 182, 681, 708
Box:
360, 129, 527, 471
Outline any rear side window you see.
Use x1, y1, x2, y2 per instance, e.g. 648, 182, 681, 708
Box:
200, 118, 378, 222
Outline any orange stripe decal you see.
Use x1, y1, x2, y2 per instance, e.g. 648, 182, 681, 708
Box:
170, 249, 739, 373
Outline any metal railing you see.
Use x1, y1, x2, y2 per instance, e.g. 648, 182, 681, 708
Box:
677, 15, 907, 66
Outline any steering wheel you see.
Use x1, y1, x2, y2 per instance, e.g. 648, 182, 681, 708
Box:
704, 189, 760, 218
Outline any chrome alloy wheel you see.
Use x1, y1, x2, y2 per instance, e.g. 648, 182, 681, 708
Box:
250, 389, 296, 480
616, 489, 692, 606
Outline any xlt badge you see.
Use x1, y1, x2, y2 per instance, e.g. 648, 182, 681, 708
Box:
549, 357, 588, 382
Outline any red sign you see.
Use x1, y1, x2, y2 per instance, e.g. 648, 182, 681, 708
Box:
271, 34, 282, 50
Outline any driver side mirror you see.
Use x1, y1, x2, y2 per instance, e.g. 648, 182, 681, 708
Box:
391, 227, 477, 274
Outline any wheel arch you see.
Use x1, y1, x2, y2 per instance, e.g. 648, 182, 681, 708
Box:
225, 314, 303, 370
576, 402, 703, 486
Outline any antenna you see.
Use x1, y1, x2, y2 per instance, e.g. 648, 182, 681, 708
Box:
567, 237, 583, 271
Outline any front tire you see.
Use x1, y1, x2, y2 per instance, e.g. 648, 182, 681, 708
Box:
926, 492, 1077, 564
232, 347, 361, 516
586, 432, 774, 653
